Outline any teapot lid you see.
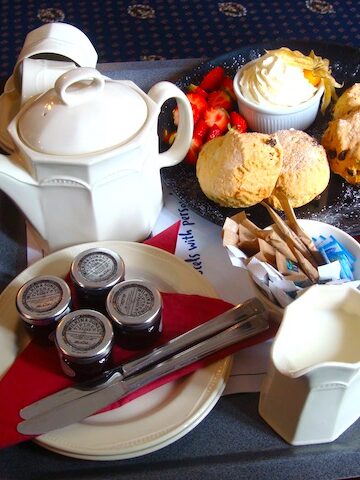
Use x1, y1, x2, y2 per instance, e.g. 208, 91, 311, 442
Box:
17, 67, 148, 155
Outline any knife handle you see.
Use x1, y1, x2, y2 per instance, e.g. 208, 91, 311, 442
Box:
123, 312, 269, 394
121, 297, 266, 377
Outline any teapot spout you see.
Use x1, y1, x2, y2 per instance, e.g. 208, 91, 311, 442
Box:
0, 153, 45, 238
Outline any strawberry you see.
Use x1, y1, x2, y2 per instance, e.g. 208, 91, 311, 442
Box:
186, 92, 208, 116
173, 92, 207, 127
207, 89, 233, 111
193, 118, 208, 141
190, 105, 201, 124
204, 107, 230, 134
205, 125, 222, 142
220, 75, 236, 100
229, 111, 247, 133
199, 66, 225, 92
173, 103, 201, 126
187, 83, 208, 98
185, 136, 202, 165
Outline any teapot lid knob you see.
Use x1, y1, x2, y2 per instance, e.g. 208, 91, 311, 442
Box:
55, 67, 105, 106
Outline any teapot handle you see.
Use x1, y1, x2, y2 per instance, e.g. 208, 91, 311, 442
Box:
148, 81, 193, 168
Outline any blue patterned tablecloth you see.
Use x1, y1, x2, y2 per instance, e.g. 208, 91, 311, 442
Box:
0, 0, 359, 78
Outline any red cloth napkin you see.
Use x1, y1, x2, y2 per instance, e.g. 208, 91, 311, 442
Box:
0, 221, 277, 448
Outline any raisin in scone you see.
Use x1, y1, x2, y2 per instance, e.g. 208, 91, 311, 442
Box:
268, 129, 330, 209
322, 109, 360, 184
333, 83, 360, 119
196, 130, 283, 208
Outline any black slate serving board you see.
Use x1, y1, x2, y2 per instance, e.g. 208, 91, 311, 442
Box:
160, 41, 360, 235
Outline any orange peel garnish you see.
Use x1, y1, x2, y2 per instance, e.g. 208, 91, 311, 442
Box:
266, 47, 342, 113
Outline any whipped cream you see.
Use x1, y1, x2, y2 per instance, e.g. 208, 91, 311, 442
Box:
239, 51, 318, 108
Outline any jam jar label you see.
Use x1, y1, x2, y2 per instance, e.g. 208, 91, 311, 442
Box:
23, 280, 62, 312
63, 314, 105, 352
114, 285, 154, 317
78, 252, 117, 283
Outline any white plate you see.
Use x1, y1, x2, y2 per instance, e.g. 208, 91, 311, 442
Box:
0, 240, 231, 460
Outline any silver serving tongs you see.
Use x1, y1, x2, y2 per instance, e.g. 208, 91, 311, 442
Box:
18, 298, 269, 435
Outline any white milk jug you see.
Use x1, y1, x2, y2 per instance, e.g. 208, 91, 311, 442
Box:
259, 283, 360, 445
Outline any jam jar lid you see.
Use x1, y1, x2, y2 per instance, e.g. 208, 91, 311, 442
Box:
16, 275, 72, 325
55, 309, 114, 363
70, 247, 125, 293
106, 279, 162, 330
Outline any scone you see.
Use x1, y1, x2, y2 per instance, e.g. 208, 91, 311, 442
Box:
196, 129, 283, 208
333, 83, 360, 119
268, 130, 330, 209
322, 109, 360, 184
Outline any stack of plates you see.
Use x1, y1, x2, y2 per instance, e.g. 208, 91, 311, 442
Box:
0, 241, 231, 460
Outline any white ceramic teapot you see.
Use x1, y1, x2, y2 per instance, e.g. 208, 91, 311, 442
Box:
0, 67, 193, 252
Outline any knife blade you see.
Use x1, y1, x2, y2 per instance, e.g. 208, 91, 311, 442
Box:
17, 312, 269, 435
20, 297, 266, 420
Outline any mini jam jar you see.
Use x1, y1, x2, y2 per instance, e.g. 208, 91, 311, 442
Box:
55, 309, 114, 379
70, 247, 125, 310
106, 279, 163, 350
16, 275, 72, 345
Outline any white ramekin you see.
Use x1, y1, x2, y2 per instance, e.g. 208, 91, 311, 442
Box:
233, 66, 324, 133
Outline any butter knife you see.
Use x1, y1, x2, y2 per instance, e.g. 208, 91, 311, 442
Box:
17, 312, 269, 435
20, 297, 265, 420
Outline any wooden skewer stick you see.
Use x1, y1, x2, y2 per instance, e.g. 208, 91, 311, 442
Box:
274, 191, 324, 266
269, 224, 319, 282
260, 201, 319, 269
290, 245, 319, 283
266, 228, 298, 262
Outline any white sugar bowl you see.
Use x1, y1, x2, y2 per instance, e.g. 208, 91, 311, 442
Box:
0, 67, 193, 252
250, 219, 360, 323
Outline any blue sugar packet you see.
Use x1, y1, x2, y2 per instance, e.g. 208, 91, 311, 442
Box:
312, 235, 328, 263
313, 236, 333, 256
317, 236, 354, 281
314, 235, 355, 263
325, 250, 353, 280
329, 235, 356, 263
312, 235, 326, 247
